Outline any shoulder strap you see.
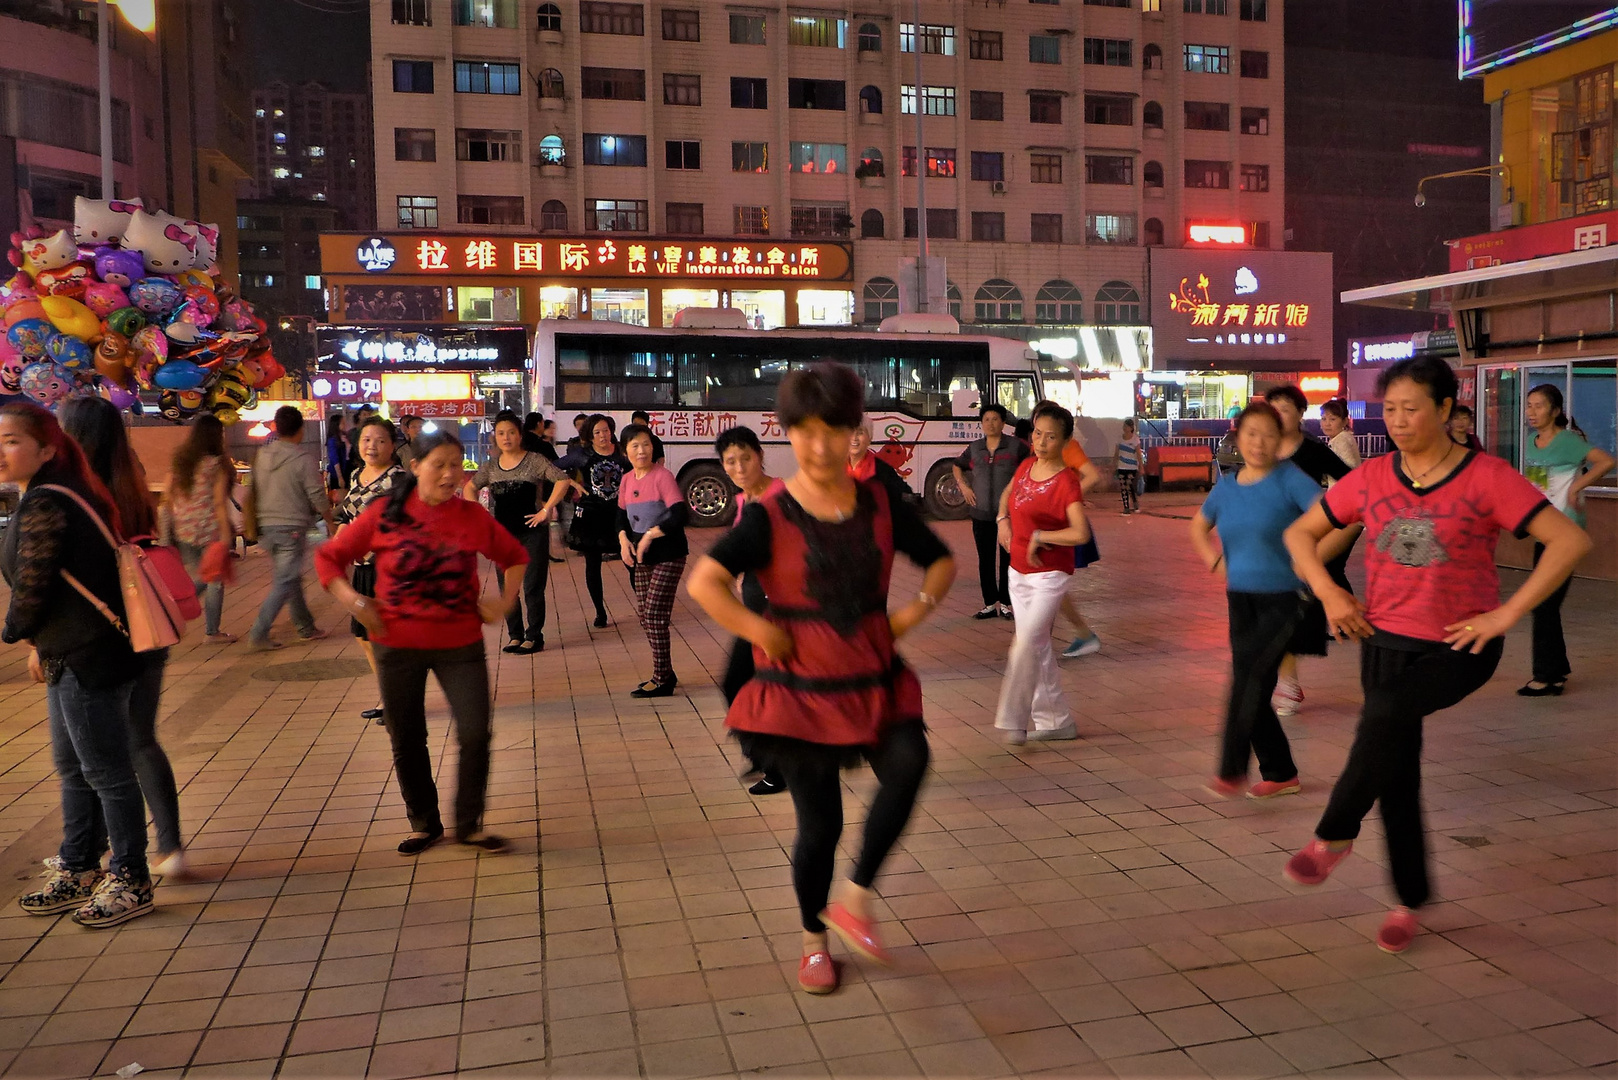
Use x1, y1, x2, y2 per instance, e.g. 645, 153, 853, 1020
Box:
58, 569, 129, 638
33, 485, 120, 550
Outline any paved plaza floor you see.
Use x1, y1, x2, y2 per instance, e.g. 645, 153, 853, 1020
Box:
0, 496, 1613, 1079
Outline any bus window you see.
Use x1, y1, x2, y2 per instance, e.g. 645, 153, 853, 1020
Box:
894, 354, 984, 418
996, 375, 1038, 421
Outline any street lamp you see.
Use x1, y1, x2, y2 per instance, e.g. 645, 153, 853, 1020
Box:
1414, 164, 1513, 208
97, 0, 157, 198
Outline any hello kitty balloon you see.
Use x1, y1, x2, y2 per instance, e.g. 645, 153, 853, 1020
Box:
185, 221, 220, 269
73, 197, 146, 247
21, 230, 79, 274
123, 210, 199, 274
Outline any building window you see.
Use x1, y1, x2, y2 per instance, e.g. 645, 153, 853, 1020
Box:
1029, 91, 1062, 124
790, 142, 848, 174
860, 209, 885, 238
790, 15, 846, 46
583, 133, 647, 166
579, 1, 643, 34
665, 140, 701, 170
1144, 101, 1164, 128
665, 202, 703, 234
540, 199, 568, 230
397, 195, 438, 228
858, 148, 884, 176
1082, 38, 1132, 66
788, 79, 846, 111
729, 13, 765, 44
730, 77, 768, 109
858, 22, 881, 52
395, 127, 436, 161
1250, 221, 1271, 247
791, 202, 851, 237
975, 279, 1023, 322
663, 73, 701, 105
1143, 0, 1161, 11
1144, 160, 1164, 187
971, 212, 1005, 241
1185, 159, 1231, 188
581, 67, 646, 100
1240, 163, 1270, 191
1185, 101, 1230, 131
1085, 0, 1129, 6
969, 29, 1002, 60
734, 204, 769, 235
970, 151, 1004, 181
1144, 217, 1165, 245
732, 141, 768, 172
454, 61, 522, 94
1085, 154, 1133, 185
538, 134, 566, 165
452, 0, 518, 28
1030, 213, 1062, 243
1029, 34, 1060, 63
903, 208, 958, 239
538, 67, 565, 100
1087, 213, 1136, 243
971, 90, 1004, 121
1096, 280, 1141, 323
1143, 42, 1163, 70
1182, 0, 1226, 12
1184, 44, 1230, 73
458, 129, 521, 161
859, 86, 883, 115
925, 147, 955, 177
901, 85, 957, 116
864, 277, 899, 322
1035, 280, 1082, 323
1240, 0, 1267, 20
1240, 50, 1269, 78
662, 7, 699, 39
1030, 153, 1062, 183
536, 3, 562, 31
585, 198, 649, 230
458, 195, 524, 225
1240, 106, 1270, 135
1084, 94, 1132, 126
900, 23, 955, 54
392, 0, 430, 25
392, 60, 434, 93
900, 146, 917, 177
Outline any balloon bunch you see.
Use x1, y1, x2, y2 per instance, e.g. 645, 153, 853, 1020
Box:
0, 198, 285, 424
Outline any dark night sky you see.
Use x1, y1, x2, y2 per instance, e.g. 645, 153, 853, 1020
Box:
245, 0, 370, 92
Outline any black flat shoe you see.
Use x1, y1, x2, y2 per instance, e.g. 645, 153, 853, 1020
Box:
630, 676, 678, 698
398, 829, 443, 856
1516, 681, 1566, 697
458, 833, 508, 853
748, 773, 786, 796
501, 640, 525, 654
523, 637, 544, 652
593, 613, 609, 628
361, 707, 384, 720
549, 556, 564, 563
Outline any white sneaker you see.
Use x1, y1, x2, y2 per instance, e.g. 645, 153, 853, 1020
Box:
1001, 728, 1027, 746
153, 849, 187, 879
1062, 634, 1102, 659
1028, 722, 1079, 742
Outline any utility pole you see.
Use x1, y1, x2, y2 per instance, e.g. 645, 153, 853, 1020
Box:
912, 0, 928, 312
98, 0, 114, 197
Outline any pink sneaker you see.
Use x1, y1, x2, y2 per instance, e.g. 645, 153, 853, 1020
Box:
1248, 777, 1301, 799
1204, 776, 1245, 799
1284, 838, 1353, 886
1376, 907, 1418, 953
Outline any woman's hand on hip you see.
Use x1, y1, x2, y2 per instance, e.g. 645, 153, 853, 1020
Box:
1444, 607, 1515, 653
1320, 584, 1372, 641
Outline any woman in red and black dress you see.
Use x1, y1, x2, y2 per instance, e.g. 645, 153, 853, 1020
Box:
687, 363, 955, 996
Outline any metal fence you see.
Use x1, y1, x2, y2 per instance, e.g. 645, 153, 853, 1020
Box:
1140, 433, 1390, 458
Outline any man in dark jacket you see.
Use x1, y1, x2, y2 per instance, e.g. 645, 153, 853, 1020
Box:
952, 404, 1031, 618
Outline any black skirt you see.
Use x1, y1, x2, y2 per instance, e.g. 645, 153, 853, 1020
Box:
567, 495, 620, 554
732, 719, 928, 784
350, 562, 377, 640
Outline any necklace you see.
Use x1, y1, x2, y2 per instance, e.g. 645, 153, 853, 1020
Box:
1403, 442, 1456, 489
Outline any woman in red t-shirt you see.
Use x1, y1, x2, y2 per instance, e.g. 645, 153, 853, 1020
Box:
316, 433, 528, 857
993, 402, 1093, 745
1281, 357, 1589, 955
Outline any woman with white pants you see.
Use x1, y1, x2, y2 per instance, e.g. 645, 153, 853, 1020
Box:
994, 402, 1093, 745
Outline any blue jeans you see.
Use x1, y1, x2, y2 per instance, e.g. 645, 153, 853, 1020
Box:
176, 540, 225, 635
47, 667, 148, 880
127, 650, 182, 854
251, 525, 316, 641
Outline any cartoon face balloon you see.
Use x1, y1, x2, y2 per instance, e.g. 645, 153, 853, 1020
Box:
73, 197, 145, 247
153, 359, 206, 390
6, 318, 56, 358
21, 230, 78, 273
0, 352, 24, 394
123, 210, 198, 274
129, 277, 183, 317
185, 222, 220, 269
34, 261, 92, 298
106, 307, 146, 338
94, 248, 147, 289
158, 388, 205, 423
19, 361, 74, 406
130, 324, 169, 364
1, 273, 37, 310
48, 334, 93, 370
95, 332, 133, 382
83, 281, 130, 318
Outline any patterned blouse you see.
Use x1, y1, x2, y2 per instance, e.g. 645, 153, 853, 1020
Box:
336, 465, 404, 564
169, 455, 228, 546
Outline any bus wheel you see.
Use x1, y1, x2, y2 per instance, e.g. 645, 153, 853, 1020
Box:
923, 461, 969, 521
682, 464, 734, 528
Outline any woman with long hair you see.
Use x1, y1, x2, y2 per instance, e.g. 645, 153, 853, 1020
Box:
556, 414, 630, 628
324, 411, 349, 492
686, 363, 955, 996
60, 396, 188, 879
616, 423, 689, 697
1, 402, 155, 925
1282, 357, 1590, 954
336, 416, 406, 721
166, 414, 236, 642
994, 402, 1094, 744
315, 431, 528, 855
1519, 383, 1613, 695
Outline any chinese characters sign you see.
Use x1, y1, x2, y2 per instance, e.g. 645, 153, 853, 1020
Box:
1148, 250, 1333, 371
322, 234, 853, 282
316, 325, 529, 372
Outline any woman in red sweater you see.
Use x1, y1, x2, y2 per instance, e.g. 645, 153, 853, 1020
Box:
316, 433, 528, 855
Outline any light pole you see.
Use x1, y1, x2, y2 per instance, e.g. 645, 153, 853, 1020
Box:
96, 0, 157, 198
1413, 164, 1513, 208
912, 0, 927, 313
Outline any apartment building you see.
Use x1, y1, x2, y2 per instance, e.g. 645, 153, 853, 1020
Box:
252, 81, 376, 231
364, 0, 1287, 338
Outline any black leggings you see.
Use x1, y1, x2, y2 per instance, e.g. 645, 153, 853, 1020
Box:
1221, 592, 1300, 782
1530, 542, 1572, 683
583, 549, 610, 618
774, 720, 930, 933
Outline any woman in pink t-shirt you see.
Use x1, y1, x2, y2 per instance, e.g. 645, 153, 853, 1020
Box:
1281, 357, 1589, 955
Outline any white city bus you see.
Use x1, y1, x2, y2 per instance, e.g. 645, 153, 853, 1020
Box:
531, 315, 1047, 525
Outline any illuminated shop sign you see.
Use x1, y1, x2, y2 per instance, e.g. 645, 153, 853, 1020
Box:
1457, 1, 1618, 78
315, 324, 528, 372
1187, 223, 1247, 245
321, 234, 854, 282
1149, 249, 1333, 370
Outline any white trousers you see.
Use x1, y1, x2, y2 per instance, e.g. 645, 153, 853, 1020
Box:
994, 568, 1074, 734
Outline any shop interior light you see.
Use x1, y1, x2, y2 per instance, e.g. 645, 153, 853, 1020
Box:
380, 372, 474, 401
113, 0, 156, 33
1115, 328, 1142, 371
1188, 224, 1247, 244
1079, 327, 1104, 368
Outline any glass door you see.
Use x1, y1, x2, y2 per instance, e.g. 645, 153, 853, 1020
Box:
1479, 365, 1520, 468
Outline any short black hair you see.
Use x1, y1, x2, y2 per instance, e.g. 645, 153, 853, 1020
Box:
1451, 404, 1474, 420
619, 423, 656, 453
398, 413, 420, 428
1377, 355, 1458, 410
274, 406, 304, 438
573, 412, 589, 424
1320, 398, 1349, 421
716, 425, 763, 457
777, 362, 864, 430
631, 409, 651, 423
586, 413, 616, 439
523, 411, 543, 432
1235, 400, 1283, 435
979, 403, 1010, 422
493, 409, 522, 431
1264, 384, 1309, 414
1032, 401, 1074, 440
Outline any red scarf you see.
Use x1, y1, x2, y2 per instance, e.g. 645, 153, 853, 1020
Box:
848, 452, 876, 483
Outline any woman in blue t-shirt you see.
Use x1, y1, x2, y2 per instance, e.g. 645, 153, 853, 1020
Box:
1190, 402, 1333, 801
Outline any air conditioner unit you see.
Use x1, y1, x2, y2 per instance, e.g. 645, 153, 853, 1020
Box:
990, 180, 1007, 194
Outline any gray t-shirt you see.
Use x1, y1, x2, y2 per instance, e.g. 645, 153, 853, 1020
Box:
955, 436, 1031, 521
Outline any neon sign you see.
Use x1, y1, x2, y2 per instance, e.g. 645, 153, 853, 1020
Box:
1188, 224, 1247, 244
1299, 375, 1341, 395
316, 325, 529, 372
356, 237, 397, 272
1167, 274, 1309, 336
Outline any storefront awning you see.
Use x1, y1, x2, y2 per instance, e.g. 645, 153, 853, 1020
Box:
1340, 245, 1618, 313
